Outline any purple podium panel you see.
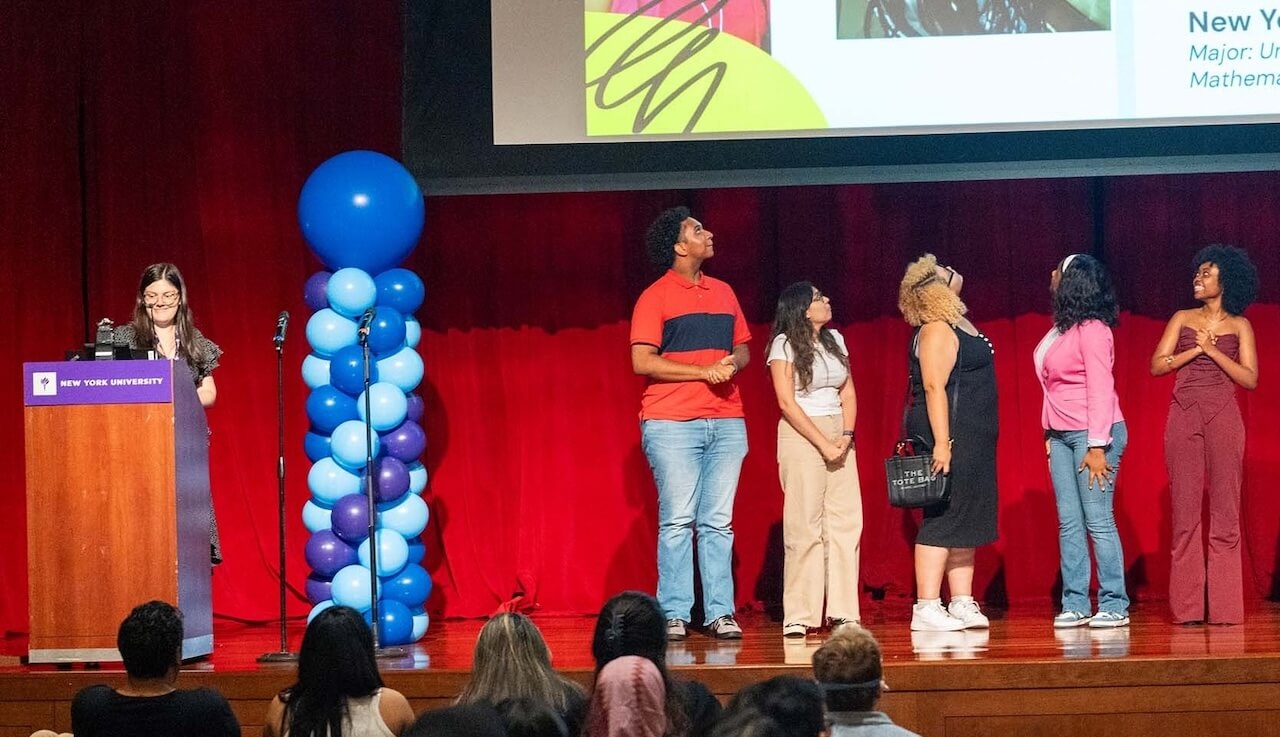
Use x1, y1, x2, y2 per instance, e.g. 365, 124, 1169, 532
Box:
24, 360, 174, 406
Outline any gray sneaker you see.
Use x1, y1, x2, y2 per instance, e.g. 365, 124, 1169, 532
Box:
1053, 611, 1093, 628
666, 618, 687, 641
708, 614, 743, 640
1089, 611, 1130, 628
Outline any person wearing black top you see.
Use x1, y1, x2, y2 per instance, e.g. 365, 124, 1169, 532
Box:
71, 601, 240, 737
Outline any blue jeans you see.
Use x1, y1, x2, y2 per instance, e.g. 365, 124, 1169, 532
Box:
642, 418, 747, 624
1049, 422, 1129, 615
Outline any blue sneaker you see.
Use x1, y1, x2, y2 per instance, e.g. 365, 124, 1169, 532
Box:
1089, 611, 1130, 628
1053, 611, 1093, 628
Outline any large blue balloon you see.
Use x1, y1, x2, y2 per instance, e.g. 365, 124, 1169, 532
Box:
329, 344, 378, 397
367, 307, 407, 356
298, 151, 425, 274
306, 385, 358, 433
357, 382, 408, 431
331, 419, 380, 471
371, 599, 414, 646
375, 346, 424, 394
307, 458, 362, 505
375, 268, 426, 314
405, 536, 426, 565
302, 499, 333, 533
380, 490, 429, 538
358, 529, 409, 577
381, 563, 432, 607
306, 309, 358, 357
327, 267, 377, 319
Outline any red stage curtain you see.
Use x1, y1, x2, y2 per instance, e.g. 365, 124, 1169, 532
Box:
2, 2, 1278, 636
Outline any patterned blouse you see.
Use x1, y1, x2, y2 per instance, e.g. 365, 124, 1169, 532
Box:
112, 324, 223, 385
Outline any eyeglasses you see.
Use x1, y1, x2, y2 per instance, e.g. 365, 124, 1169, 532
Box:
143, 291, 180, 306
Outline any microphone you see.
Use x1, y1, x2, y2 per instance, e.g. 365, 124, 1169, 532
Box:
273, 311, 289, 345
357, 307, 377, 336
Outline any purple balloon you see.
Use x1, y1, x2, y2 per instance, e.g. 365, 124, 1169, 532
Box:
305, 530, 359, 578
405, 394, 424, 423
304, 271, 332, 311
305, 573, 333, 605
380, 420, 427, 463
331, 493, 372, 543
364, 457, 410, 504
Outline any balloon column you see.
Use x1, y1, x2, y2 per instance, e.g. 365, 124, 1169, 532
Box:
297, 151, 431, 645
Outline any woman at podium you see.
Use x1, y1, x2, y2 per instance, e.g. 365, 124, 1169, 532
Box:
113, 262, 224, 563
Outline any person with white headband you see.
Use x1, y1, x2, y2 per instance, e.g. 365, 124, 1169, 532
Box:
1035, 253, 1129, 629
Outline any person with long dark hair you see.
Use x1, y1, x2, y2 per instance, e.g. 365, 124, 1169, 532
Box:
590, 591, 722, 737
263, 606, 415, 737
456, 613, 587, 735
1036, 254, 1129, 628
766, 282, 861, 638
114, 263, 221, 407
113, 263, 225, 562
896, 254, 998, 632
1150, 245, 1259, 625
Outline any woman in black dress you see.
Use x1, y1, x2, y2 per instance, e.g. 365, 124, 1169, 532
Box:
114, 263, 224, 563
897, 254, 998, 632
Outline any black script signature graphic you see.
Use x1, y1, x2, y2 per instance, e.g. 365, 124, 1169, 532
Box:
586, 0, 730, 134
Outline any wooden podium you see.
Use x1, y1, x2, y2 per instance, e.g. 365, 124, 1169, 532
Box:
23, 359, 213, 663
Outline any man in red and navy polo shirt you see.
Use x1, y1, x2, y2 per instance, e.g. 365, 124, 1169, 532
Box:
630, 206, 750, 641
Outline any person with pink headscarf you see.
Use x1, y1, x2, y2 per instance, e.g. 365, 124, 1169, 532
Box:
584, 656, 668, 737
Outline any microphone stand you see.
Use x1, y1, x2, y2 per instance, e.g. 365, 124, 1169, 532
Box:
360, 315, 408, 659
259, 316, 298, 663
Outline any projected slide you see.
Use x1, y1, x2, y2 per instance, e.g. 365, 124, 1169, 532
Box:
574, 0, 1280, 141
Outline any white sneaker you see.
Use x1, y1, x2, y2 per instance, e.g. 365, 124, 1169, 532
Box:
947, 598, 990, 629
911, 600, 966, 631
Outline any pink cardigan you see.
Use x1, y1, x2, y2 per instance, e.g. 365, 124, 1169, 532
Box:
1036, 320, 1124, 446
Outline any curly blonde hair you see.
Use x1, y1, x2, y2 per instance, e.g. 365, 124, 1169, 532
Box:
898, 253, 966, 327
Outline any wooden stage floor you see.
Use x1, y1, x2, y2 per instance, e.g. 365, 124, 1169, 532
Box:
4, 601, 1280, 737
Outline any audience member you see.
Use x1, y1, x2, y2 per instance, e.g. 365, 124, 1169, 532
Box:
584, 655, 667, 737
722, 676, 825, 737
812, 627, 921, 736
404, 703, 507, 737
494, 697, 571, 737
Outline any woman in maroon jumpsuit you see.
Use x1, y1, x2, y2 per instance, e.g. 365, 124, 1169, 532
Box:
1150, 245, 1259, 625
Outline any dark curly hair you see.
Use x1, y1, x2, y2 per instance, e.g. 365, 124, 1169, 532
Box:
769, 282, 849, 391
1193, 244, 1259, 316
117, 600, 184, 679
1052, 254, 1118, 332
644, 206, 690, 270
591, 591, 689, 736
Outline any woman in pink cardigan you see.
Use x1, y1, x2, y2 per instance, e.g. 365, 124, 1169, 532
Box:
1035, 254, 1129, 628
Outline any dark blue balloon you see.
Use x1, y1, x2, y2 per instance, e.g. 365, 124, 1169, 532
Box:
379, 420, 427, 463
375, 268, 426, 315
304, 430, 332, 463
329, 344, 379, 397
304, 271, 332, 311
406, 536, 426, 565
367, 307, 407, 356
297, 151, 425, 274
305, 574, 333, 605
304, 530, 359, 578
372, 599, 415, 645
380, 563, 432, 607
405, 394, 424, 423
306, 386, 359, 434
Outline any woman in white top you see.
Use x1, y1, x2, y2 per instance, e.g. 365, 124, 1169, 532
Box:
263, 606, 415, 737
767, 282, 862, 638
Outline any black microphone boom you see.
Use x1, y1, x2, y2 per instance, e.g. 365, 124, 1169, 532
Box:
274, 311, 290, 345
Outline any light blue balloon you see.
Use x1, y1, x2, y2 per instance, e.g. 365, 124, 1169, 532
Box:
381, 493, 429, 539
411, 610, 430, 641
357, 529, 409, 577
331, 564, 374, 611
308, 600, 336, 623
404, 315, 421, 349
375, 347, 424, 394
331, 419, 380, 471
302, 500, 333, 533
327, 267, 378, 318
302, 354, 331, 389
408, 462, 428, 495
306, 309, 358, 357
357, 382, 408, 431
308, 458, 362, 506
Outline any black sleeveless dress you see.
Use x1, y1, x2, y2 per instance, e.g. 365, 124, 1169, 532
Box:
905, 324, 998, 547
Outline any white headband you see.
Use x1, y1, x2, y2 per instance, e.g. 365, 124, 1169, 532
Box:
1060, 254, 1081, 272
